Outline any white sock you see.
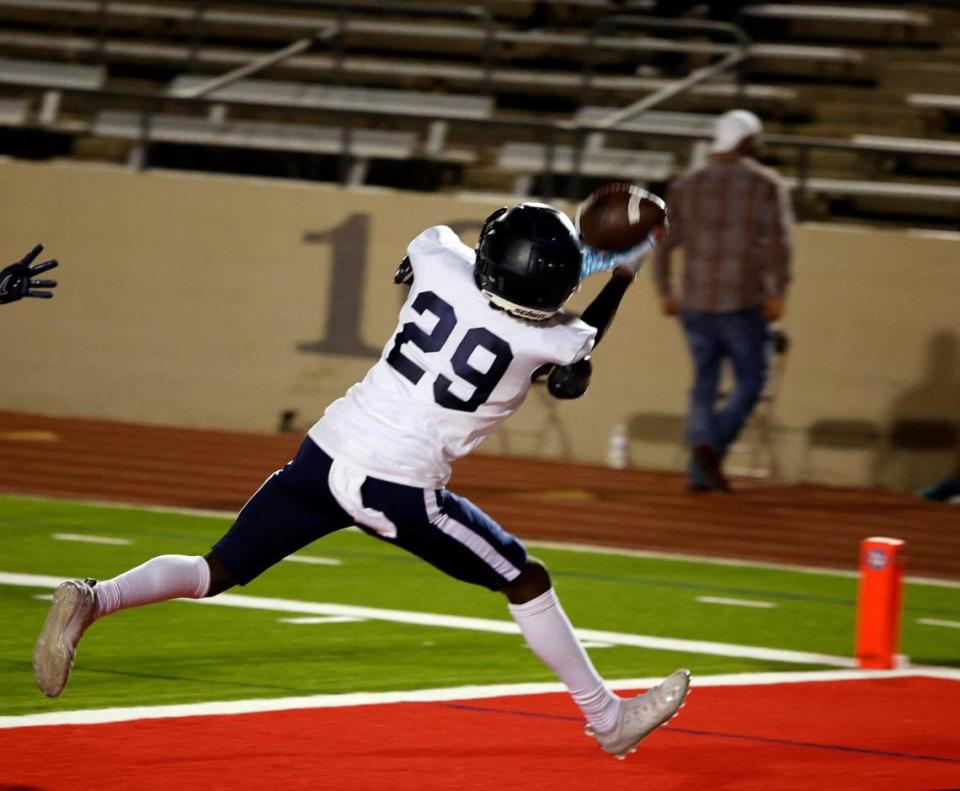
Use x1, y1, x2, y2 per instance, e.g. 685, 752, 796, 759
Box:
94, 555, 211, 619
508, 588, 621, 733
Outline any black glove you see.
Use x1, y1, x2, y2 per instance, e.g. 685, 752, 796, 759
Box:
547, 357, 592, 399
394, 256, 413, 285
0, 245, 58, 304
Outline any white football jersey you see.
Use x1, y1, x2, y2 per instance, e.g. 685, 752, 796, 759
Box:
309, 226, 596, 488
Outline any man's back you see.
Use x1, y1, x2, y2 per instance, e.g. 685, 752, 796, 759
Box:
654, 157, 793, 313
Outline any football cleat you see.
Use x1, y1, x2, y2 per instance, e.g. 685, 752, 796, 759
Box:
33, 578, 97, 697
586, 669, 691, 759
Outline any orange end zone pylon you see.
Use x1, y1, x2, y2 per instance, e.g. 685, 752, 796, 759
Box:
855, 537, 905, 669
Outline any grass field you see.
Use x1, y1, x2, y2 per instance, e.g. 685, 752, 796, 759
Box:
2, 493, 959, 718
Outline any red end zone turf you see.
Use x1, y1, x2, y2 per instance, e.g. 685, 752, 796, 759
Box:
3, 677, 959, 790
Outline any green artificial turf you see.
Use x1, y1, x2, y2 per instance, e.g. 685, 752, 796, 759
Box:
1, 494, 957, 717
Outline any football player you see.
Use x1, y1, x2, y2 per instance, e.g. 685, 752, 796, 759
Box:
34, 203, 688, 759
0, 244, 58, 304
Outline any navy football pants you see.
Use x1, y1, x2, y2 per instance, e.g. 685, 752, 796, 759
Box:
212, 438, 528, 590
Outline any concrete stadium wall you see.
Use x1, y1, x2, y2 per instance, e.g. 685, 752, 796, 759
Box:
1, 160, 958, 491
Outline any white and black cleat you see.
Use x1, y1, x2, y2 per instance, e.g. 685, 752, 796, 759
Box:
587, 669, 691, 759
33, 578, 97, 697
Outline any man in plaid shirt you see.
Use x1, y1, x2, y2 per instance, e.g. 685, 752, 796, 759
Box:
653, 109, 793, 492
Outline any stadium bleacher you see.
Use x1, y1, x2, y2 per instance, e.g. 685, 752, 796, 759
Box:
93, 111, 419, 161
0, 97, 29, 125
0, 0, 958, 227
497, 141, 674, 194
167, 76, 495, 120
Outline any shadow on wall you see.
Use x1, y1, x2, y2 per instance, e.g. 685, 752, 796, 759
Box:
695, 331, 960, 491
800, 418, 885, 486
800, 332, 960, 491
872, 330, 960, 492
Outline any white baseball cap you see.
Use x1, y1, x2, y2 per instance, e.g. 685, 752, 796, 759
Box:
711, 109, 763, 153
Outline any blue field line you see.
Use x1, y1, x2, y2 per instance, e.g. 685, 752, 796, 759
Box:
553, 569, 960, 619
3, 494, 960, 610
6, 517, 959, 618
3, 668, 959, 730
553, 568, 857, 607
25, 526, 960, 618
435, 702, 960, 765
3, 532, 959, 620
0, 656, 316, 696
0, 570, 859, 667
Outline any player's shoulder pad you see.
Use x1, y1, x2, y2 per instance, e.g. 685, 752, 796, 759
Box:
556, 312, 598, 344
406, 226, 475, 284
407, 225, 474, 263
541, 311, 597, 366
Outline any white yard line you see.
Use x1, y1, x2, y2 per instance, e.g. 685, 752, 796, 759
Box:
2, 571, 77, 588
6, 492, 958, 588
917, 618, 960, 629
279, 616, 365, 625
2, 667, 959, 731
52, 532, 132, 546
696, 596, 777, 609
282, 555, 342, 566
194, 591, 857, 667
0, 570, 856, 669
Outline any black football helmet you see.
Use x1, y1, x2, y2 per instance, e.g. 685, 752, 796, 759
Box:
474, 203, 582, 321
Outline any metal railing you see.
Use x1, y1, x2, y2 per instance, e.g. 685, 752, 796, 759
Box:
565, 15, 752, 200
581, 16, 752, 125
3, 1, 960, 223
4, 80, 960, 218
82, 0, 499, 96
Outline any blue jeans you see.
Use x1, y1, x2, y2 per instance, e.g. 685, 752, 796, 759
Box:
680, 307, 770, 486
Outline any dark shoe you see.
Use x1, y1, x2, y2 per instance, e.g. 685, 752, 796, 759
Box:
693, 444, 732, 493
687, 481, 736, 494
919, 476, 960, 502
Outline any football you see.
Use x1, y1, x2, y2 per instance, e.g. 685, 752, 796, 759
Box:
575, 183, 667, 252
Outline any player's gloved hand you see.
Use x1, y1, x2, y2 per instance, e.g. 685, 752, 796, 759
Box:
0, 245, 58, 304
547, 357, 592, 399
394, 256, 413, 285
580, 232, 658, 280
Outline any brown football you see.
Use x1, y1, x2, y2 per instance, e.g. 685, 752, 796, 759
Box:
575, 183, 667, 252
